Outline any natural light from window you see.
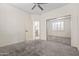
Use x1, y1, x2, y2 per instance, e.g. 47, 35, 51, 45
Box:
52, 21, 64, 31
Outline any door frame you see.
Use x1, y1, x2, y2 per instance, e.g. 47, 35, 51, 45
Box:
46, 15, 71, 45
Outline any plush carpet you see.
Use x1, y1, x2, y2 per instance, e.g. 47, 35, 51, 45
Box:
47, 35, 71, 45
0, 40, 79, 56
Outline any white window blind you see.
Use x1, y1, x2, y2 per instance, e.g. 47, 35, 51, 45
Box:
52, 21, 64, 31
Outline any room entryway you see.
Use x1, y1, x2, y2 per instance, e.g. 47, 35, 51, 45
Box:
46, 15, 71, 45
33, 21, 40, 40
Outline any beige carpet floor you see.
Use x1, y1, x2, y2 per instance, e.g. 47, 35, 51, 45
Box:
0, 40, 79, 56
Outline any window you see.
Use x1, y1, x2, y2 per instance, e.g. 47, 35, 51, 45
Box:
52, 21, 64, 31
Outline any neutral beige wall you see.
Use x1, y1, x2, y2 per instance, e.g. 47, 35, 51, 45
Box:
24, 14, 33, 41
71, 4, 79, 50
0, 4, 32, 47
40, 4, 79, 50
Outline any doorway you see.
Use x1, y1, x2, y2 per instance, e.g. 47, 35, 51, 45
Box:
33, 21, 40, 40
46, 15, 71, 45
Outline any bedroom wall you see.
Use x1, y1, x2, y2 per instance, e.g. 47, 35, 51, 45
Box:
24, 14, 33, 41
0, 4, 32, 47
40, 4, 79, 50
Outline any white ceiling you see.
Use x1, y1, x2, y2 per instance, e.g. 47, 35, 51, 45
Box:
10, 3, 68, 15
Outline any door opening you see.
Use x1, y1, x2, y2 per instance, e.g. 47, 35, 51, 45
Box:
46, 15, 71, 45
33, 21, 40, 40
